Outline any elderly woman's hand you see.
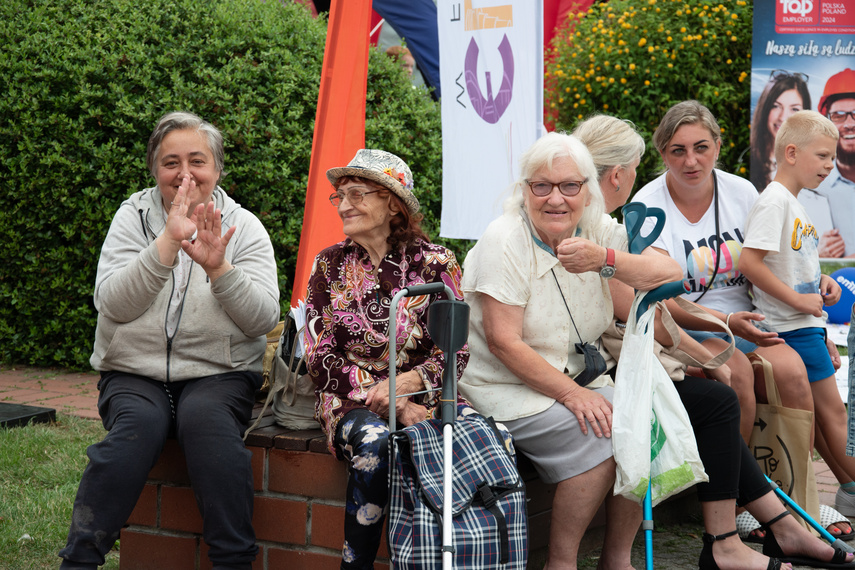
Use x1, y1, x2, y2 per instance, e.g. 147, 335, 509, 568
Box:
397, 402, 431, 427
365, 370, 424, 419
181, 200, 236, 281
559, 385, 613, 438
555, 237, 606, 274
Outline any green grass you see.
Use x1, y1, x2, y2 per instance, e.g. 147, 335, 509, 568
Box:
0, 414, 118, 570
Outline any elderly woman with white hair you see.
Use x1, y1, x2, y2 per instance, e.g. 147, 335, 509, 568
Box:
458, 132, 682, 568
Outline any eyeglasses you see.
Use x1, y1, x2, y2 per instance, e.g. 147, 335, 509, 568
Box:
829, 110, 855, 124
526, 179, 588, 197
769, 69, 809, 83
329, 188, 380, 207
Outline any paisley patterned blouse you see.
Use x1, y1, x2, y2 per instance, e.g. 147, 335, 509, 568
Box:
305, 237, 470, 455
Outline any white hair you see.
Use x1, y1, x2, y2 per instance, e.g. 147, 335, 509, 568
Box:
504, 132, 604, 232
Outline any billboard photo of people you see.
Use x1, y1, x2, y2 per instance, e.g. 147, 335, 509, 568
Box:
750, 1, 855, 259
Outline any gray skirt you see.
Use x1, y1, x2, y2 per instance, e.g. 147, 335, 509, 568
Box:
503, 386, 614, 484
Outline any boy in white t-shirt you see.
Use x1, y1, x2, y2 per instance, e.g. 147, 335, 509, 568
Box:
738, 110, 855, 510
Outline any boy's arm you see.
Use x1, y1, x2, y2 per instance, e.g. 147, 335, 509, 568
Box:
738, 247, 824, 317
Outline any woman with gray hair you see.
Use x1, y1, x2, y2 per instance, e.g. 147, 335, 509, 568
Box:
458, 131, 682, 568
59, 111, 280, 570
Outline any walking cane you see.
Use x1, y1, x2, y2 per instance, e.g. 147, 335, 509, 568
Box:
624, 202, 689, 570
765, 475, 855, 554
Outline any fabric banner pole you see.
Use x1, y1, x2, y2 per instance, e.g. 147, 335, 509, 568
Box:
291, 0, 372, 305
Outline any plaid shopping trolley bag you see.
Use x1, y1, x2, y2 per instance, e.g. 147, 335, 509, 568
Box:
388, 411, 528, 569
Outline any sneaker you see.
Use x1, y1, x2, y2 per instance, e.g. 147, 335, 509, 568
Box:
836, 487, 855, 518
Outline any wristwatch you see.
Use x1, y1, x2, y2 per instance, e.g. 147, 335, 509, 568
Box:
599, 248, 616, 279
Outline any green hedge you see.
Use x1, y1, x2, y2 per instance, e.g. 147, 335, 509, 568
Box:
546, 0, 753, 194
0, 0, 447, 369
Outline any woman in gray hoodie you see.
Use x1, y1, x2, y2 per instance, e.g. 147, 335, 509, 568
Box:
59, 111, 280, 570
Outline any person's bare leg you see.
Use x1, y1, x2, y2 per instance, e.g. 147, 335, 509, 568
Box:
701, 498, 792, 570
543, 458, 617, 570
814, 429, 854, 536
744, 489, 855, 565
812, 377, 855, 481
596, 492, 641, 570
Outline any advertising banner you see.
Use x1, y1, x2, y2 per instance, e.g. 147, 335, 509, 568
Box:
437, 0, 543, 239
750, 0, 855, 261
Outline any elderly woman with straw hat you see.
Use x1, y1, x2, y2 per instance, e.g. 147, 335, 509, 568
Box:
304, 149, 470, 569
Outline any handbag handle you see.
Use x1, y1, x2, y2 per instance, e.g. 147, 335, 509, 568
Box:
746, 352, 781, 407
658, 297, 735, 370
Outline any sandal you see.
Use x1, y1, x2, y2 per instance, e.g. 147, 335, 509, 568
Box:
699, 529, 782, 570
762, 511, 855, 569
821, 504, 855, 541
738, 511, 767, 544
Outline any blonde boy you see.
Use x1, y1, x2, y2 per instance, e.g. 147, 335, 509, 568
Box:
739, 110, 855, 505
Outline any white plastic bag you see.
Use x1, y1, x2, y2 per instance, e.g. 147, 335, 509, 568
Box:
612, 292, 708, 506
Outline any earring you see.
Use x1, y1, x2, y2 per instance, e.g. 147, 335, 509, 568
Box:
615, 184, 621, 193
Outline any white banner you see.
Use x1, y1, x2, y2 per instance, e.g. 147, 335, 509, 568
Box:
438, 1, 543, 240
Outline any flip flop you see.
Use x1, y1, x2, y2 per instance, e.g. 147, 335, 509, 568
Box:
821, 504, 855, 541
737, 511, 766, 544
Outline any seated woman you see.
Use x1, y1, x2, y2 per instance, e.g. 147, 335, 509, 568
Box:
304, 149, 469, 570
634, 100, 852, 541
458, 131, 683, 569
576, 113, 855, 570
59, 112, 280, 570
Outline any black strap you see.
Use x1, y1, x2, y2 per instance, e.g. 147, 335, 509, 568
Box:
694, 172, 721, 303
759, 510, 791, 531
702, 529, 738, 543
476, 482, 510, 564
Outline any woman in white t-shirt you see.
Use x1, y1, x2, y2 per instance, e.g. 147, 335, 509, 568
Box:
635, 100, 852, 541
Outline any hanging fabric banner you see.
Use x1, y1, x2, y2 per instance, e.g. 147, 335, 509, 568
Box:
290, 0, 372, 304
437, 0, 543, 240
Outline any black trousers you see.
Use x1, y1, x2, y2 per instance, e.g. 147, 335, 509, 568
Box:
59, 371, 260, 570
676, 375, 771, 504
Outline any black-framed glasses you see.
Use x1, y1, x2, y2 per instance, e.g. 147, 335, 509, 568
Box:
769, 69, 809, 83
526, 179, 588, 197
329, 188, 380, 207
829, 110, 855, 125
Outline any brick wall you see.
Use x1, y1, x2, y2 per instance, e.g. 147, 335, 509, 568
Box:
120, 417, 556, 570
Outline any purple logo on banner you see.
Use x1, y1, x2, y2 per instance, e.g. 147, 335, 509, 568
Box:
464, 34, 514, 124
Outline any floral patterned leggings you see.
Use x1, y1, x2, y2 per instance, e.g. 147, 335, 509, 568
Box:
334, 408, 390, 570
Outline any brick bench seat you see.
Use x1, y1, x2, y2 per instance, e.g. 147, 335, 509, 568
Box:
120, 400, 562, 570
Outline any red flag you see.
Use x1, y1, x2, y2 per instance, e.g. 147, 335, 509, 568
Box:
291, 0, 372, 305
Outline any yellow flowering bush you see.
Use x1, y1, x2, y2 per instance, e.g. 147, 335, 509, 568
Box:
547, 0, 752, 190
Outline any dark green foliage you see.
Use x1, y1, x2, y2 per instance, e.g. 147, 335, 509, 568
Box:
0, 0, 448, 368
546, 0, 753, 195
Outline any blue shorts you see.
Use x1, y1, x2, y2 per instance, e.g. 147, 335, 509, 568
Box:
778, 327, 835, 383
686, 330, 758, 355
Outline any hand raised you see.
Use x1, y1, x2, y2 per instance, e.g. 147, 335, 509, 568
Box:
180, 201, 235, 280
556, 237, 605, 274
164, 175, 198, 244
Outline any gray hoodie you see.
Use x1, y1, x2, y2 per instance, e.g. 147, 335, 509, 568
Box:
90, 185, 280, 382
